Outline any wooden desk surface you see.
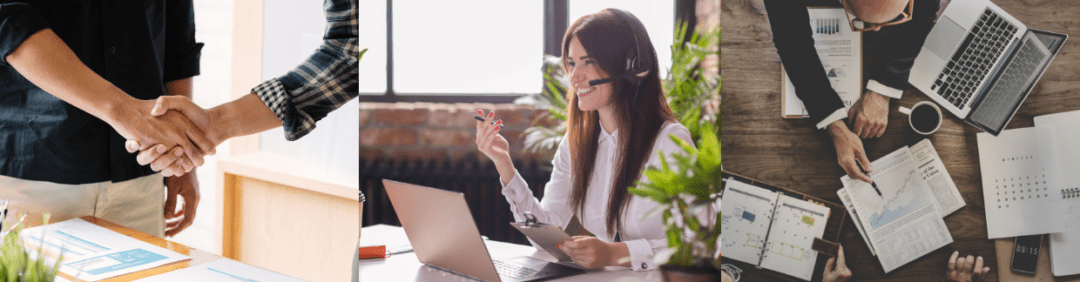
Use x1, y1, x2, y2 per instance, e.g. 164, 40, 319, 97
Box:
721, 0, 1080, 281
53, 216, 233, 282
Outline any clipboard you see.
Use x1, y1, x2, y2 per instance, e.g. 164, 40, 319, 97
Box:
509, 213, 574, 262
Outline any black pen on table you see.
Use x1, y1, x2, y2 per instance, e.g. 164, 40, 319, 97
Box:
858, 164, 883, 197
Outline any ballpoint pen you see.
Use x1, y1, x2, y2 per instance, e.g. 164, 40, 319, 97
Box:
858, 165, 883, 197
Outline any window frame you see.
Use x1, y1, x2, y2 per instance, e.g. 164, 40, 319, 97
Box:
359, 0, 698, 104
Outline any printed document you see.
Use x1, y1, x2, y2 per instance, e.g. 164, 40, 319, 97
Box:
977, 127, 1065, 239
20, 218, 190, 281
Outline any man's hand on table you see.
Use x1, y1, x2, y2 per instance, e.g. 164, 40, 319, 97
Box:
849, 90, 890, 139
829, 121, 873, 183
945, 251, 990, 282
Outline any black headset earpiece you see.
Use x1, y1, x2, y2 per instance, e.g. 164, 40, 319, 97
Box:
586, 9, 652, 88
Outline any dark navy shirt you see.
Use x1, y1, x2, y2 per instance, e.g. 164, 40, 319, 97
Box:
0, 1, 202, 184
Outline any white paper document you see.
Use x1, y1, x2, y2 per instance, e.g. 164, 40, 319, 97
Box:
840, 146, 953, 273
1034, 111, 1080, 276
910, 139, 966, 216
721, 178, 829, 281
19, 218, 190, 281
782, 8, 862, 118
977, 127, 1065, 239
133, 259, 306, 282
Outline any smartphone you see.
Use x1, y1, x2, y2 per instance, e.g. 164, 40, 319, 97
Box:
1011, 234, 1041, 274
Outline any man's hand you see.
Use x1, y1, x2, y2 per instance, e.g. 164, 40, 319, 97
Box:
111, 98, 215, 170
849, 90, 890, 138
126, 96, 222, 177
823, 245, 852, 282
559, 236, 630, 269
945, 251, 990, 282
829, 121, 873, 183
164, 171, 200, 237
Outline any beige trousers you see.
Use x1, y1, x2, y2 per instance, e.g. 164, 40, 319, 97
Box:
0, 174, 165, 237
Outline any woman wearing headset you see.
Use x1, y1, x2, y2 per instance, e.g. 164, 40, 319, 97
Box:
475, 9, 696, 271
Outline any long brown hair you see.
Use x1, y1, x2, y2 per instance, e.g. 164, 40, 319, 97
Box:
562, 9, 676, 238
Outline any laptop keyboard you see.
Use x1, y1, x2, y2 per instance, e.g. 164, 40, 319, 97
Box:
493, 259, 541, 279
969, 36, 1048, 131
931, 8, 1018, 110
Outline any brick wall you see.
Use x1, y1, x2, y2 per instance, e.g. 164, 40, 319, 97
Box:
359, 103, 555, 162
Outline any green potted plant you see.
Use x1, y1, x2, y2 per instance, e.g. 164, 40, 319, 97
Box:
630, 121, 721, 282
0, 215, 63, 282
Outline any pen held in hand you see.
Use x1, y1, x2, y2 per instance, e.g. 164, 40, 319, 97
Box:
857, 164, 883, 197
473, 115, 497, 125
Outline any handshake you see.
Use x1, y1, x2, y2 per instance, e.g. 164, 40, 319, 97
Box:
113, 95, 226, 178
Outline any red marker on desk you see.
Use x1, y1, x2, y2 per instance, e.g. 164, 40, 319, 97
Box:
358, 245, 390, 260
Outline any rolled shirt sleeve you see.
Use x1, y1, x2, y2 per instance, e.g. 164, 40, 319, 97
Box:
162, 0, 203, 82
253, 0, 359, 141
0, 3, 49, 66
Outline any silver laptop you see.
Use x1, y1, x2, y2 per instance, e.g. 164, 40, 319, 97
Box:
383, 179, 585, 282
909, 0, 1067, 136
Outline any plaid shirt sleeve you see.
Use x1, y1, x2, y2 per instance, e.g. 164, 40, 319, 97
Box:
253, 0, 358, 141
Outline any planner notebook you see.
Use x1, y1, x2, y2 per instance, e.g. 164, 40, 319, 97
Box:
1033, 110, 1080, 276
721, 176, 834, 281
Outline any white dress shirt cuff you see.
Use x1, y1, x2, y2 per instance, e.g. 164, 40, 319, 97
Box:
866, 79, 903, 99
624, 239, 655, 271
816, 108, 848, 129
500, 170, 529, 219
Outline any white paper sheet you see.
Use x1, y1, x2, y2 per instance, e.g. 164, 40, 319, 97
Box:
1034, 111, 1080, 276
841, 147, 952, 273
836, 187, 875, 256
977, 127, 1065, 239
720, 179, 779, 266
910, 139, 966, 216
20, 218, 190, 281
133, 259, 306, 282
782, 8, 862, 118
758, 195, 830, 281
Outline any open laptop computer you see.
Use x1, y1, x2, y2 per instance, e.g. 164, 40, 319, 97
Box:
908, 0, 1067, 136
383, 179, 586, 282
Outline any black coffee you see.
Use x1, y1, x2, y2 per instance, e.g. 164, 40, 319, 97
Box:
911, 105, 940, 133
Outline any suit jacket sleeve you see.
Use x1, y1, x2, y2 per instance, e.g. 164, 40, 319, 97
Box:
765, 0, 846, 126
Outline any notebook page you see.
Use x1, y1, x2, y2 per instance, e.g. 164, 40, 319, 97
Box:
977, 127, 1065, 239
1033, 112, 1080, 276
721, 178, 780, 266
758, 194, 830, 281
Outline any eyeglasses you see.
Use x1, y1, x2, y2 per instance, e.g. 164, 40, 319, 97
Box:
841, 0, 914, 32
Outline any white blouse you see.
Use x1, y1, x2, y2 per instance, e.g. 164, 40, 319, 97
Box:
501, 121, 708, 271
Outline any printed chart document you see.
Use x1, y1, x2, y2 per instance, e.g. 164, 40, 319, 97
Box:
781, 7, 862, 119
133, 259, 306, 282
977, 127, 1065, 239
1034, 111, 1080, 276
19, 218, 190, 281
838, 146, 953, 273
721, 179, 830, 281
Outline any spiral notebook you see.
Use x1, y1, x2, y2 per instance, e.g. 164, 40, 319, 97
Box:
721, 178, 832, 281
1034, 111, 1080, 276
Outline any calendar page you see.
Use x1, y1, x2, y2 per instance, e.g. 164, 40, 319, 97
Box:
977, 126, 1066, 239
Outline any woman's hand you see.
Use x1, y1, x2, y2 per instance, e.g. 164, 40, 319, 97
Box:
558, 236, 630, 269
475, 110, 515, 185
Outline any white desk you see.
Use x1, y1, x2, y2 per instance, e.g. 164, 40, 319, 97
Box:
357, 224, 661, 281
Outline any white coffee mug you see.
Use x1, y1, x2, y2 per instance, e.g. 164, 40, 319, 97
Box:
898, 101, 942, 135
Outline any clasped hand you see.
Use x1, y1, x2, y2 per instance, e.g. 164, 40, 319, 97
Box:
120, 96, 220, 177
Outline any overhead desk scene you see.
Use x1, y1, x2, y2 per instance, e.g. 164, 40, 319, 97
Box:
357, 0, 720, 281
721, 0, 1080, 281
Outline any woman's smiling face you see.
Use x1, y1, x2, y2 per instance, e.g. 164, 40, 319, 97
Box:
566, 35, 614, 112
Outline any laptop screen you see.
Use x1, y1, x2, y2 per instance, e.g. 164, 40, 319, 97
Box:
968, 30, 1067, 135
